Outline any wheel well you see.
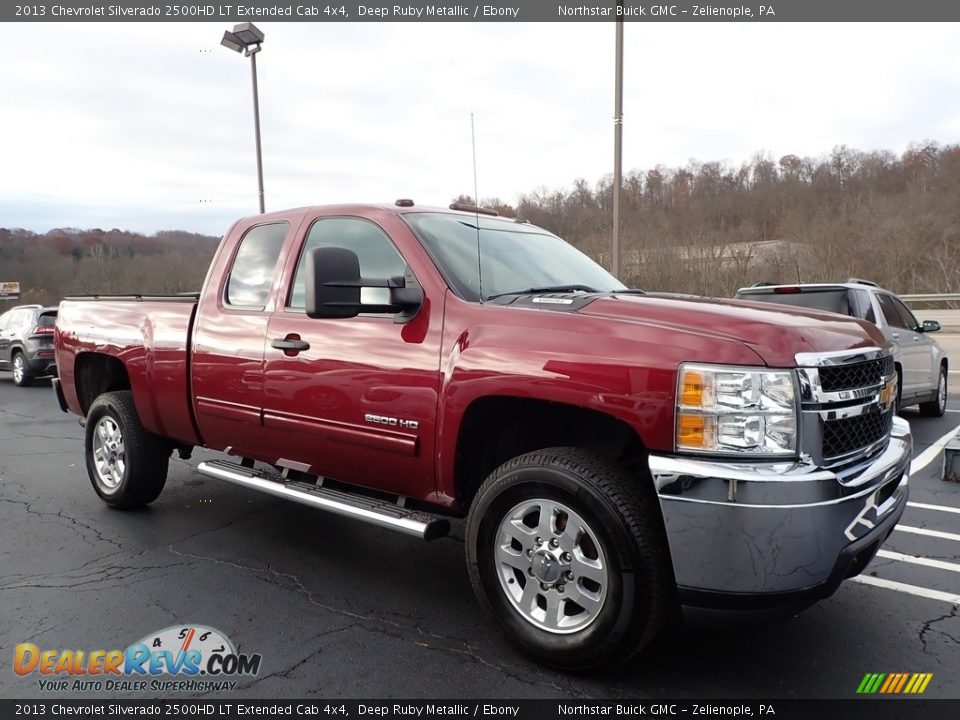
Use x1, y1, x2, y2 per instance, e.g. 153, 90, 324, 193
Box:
454, 397, 650, 510
74, 354, 131, 415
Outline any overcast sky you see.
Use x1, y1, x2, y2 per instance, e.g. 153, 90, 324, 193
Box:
3, 22, 959, 235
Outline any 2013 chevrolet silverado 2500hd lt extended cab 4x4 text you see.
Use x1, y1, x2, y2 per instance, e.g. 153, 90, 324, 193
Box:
53, 202, 911, 670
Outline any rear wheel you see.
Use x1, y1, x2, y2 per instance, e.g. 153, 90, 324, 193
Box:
84, 391, 169, 508
465, 447, 673, 671
919, 365, 947, 417
12, 352, 33, 387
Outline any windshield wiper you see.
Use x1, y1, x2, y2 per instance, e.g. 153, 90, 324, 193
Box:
485, 284, 603, 301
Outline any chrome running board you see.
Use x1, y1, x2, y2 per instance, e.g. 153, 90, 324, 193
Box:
198, 459, 450, 541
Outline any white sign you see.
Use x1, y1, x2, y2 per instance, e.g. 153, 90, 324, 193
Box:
0, 281, 20, 299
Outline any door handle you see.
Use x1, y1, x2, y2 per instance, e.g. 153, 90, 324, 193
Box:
891, 332, 899, 340
271, 337, 310, 352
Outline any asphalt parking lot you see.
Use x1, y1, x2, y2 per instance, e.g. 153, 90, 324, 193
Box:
0, 376, 958, 700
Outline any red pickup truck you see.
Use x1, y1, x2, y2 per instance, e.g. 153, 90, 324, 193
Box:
54, 202, 911, 670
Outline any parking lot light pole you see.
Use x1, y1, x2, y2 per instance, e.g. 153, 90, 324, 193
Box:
612, 14, 624, 280
221, 22, 266, 214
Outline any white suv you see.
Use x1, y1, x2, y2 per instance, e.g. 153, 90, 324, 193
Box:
735, 279, 948, 416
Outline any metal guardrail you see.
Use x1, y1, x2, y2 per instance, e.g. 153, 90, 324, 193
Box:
901, 293, 960, 303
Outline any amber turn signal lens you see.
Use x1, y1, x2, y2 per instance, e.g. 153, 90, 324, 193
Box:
681, 370, 704, 407
677, 413, 706, 449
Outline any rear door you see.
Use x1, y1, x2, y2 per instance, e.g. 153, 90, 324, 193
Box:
260, 213, 443, 498
191, 220, 291, 456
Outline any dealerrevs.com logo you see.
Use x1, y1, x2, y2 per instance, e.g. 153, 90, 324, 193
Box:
13, 625, 262, 693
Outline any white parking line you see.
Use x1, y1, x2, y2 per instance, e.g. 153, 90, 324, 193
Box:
876, 549, 960, 573
907, 501, 960, 515
895, 525, 960, 543
909, 423, 960, 475
850, 575, 960, 605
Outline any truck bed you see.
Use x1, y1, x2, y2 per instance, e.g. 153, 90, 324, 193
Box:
56, 296, 201, 445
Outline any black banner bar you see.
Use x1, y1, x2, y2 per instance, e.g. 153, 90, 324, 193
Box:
3, 700, 960, 720
6, 0, 960, 23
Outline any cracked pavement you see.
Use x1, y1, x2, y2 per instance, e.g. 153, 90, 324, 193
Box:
1, 377, 958, 699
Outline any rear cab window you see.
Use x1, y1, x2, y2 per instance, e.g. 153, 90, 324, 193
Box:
225, 222, 288, 309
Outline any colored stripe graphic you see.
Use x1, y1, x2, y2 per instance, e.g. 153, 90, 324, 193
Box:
858, 673, 933, 694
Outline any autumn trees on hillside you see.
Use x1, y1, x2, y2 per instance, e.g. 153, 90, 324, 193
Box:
510, 141, 960, 296
0, 229, 217, 306
3, 141, 959, 308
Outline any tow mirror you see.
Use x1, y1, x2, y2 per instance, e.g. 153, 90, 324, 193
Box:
305, 246, 423, 322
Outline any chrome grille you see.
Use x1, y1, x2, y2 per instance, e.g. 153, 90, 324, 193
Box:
822, 410, 893, 459
796, 348, 896, 466
818, 356, 894, 392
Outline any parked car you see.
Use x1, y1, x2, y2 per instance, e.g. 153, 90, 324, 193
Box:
0, 304, 58, 386
735, 279, 947, 416
54, 205, 910, 669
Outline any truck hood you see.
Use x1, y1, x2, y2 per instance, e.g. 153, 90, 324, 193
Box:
577, 294, 888, 367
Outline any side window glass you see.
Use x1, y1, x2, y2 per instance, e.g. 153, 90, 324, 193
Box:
225, 223, 288, 309
877, 294, 905, 329
893, 298, 919, 331
9, 310, 26, 332
0, 311, 10, 331
288, 217, 407, 310
853, 290, 876, 323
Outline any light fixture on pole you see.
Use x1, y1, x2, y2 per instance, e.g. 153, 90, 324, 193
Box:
221, 22, 266, 214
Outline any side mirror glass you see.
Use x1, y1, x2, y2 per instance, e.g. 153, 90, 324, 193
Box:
922, 319, 941, 333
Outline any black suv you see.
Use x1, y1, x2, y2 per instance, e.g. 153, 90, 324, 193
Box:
0, 305, 58, 386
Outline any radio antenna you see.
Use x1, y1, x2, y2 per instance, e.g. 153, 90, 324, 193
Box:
471, 113, 485, 302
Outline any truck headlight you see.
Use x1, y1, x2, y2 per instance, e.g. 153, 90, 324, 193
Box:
676, 364, 798, 456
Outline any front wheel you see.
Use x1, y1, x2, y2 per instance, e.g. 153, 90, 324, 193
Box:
465, 448, 673, 671
919, 365, 947, 417
84, 391, 169, 508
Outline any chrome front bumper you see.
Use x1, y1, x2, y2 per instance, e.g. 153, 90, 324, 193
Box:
652, 416, 912, 607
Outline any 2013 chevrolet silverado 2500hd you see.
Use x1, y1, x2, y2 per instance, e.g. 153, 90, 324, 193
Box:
53, 202, 911, 670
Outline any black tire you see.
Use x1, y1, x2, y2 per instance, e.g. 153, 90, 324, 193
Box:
465, 447, 673, 671
84, 391, 169, 508
12, 352, 33, 387
919, 365, 947, 417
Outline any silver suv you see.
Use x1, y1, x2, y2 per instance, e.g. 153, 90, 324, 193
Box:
0, 305, 58, 387
735, 280, 948, 416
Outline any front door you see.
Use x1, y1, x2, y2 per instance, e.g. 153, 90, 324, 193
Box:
876, 293, 924, 397
261, 216, 443, 499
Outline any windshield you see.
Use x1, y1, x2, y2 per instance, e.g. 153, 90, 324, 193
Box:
405, 212, 625, 302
